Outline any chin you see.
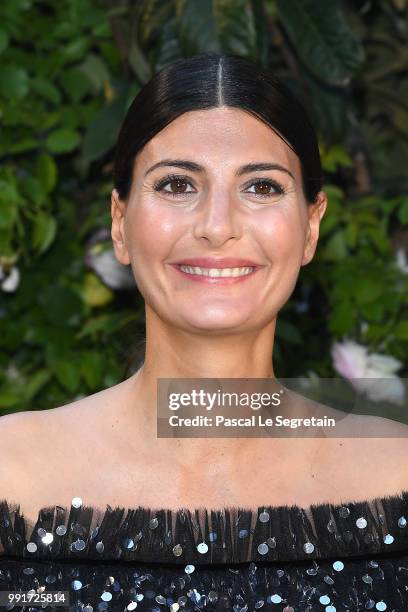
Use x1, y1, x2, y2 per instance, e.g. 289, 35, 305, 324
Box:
181, 314, 251, 332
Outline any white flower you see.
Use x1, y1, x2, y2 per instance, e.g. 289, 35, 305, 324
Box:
331, 339, 368, 379
395, 247, 408, 274
1, 266, 20, 292
85, 244, 135, 290
4, 364, 20, 381
331, 338, 405, 406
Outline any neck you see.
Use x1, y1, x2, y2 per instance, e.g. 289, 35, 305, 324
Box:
122, 308, 278, 460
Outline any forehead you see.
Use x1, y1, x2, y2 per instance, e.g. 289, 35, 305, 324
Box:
135, 107, 300, 175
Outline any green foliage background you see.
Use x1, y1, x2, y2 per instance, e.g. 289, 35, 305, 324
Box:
0, 0, 407, 415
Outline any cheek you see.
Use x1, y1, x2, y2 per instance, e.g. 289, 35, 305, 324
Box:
255, 207, 306, 260
128, 204, 179, 259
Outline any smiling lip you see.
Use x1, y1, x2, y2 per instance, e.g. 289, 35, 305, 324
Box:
168, 257, 263, 284
171, 257, 261, 268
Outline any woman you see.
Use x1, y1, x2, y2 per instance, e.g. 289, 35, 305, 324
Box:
1, 52, 407, 611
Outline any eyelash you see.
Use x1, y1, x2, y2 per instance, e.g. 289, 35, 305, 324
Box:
152, 174, 286, 199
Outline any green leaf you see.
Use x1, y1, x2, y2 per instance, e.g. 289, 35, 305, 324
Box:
82, 96, 127, 161
394, 321, 408, 341
8, 138, 38, 154
81, 273, 113, 307
275, 319, 303, 344
398, 199, 408, 224
0, 180, 20, 228
365, 226, 390, 254
345, 221, 358, 248
63, 36, 88, 61
80, 351, 103, 388
0, 64, 29, 99
174, 0, 257, 56
52, 359, 81, 393
277, 0, 365, 85
36, 154, 58, 193
321, 144, 353, 172
128, 40, 152, 83
45, 128, 81, 153
354, 278, 384, 305
30, 77, 61, 104
39, 285, 84, 327
358, 300, 385, 322
79, 54, 110, 92
21, 176, 44, 205
322, 231, 348, 260
0, 28, 10, 54
329, 301, 355, 334
23, 369, 52, 401
75, 314, 111, 339
32, 212, 57, 253
60, 67, 92, 103
302, 71, 349, 140
0, 393, 20, 408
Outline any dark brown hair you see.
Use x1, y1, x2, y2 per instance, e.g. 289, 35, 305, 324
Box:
113, 52, 323, 204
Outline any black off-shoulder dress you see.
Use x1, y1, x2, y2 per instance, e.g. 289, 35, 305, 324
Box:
1, 491, 408, 611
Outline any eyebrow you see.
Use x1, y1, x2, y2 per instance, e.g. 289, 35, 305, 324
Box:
144, 159, 295, 181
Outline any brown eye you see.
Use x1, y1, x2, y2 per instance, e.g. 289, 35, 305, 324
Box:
254, 181, 272, 195
153, 174, 195, 198
168, 178, 188, 193
245, 179, 285, 198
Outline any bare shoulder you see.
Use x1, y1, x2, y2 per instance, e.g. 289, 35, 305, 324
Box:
0, 409, 39, 465
320, 410, 408, 497
0, 378, 127, 479
345, 411, 408, 440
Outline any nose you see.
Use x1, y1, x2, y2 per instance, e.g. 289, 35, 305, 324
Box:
192, 188, 243, 247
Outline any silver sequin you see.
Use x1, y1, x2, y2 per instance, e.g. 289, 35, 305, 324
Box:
41, 532, 53, 545
259, 510, 270, 523
72, 580, 82, 590
96, 541, 104, 553
149, 517, 159, 529
123, 537, 135, 549
257, 542, 269, 555
73, 538, 86, 551
398, 516, 407, 528
71, 496, 83, 508
197, 541, 209, 554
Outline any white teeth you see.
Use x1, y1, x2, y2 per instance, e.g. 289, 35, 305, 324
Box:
178, 265, 254, 278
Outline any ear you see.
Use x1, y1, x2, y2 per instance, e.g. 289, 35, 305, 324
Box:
111, 189, 131, 265
301, 191, 328, 266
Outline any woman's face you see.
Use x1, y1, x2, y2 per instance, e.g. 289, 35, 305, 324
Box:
111, 107, 327, 333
